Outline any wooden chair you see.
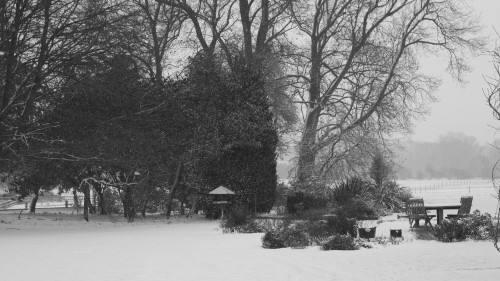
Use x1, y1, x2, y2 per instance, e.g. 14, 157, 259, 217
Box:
406, 198, 435, 228
446, 196, 473, 219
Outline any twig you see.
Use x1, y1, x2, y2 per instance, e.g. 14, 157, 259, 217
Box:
18, 209, 24, 220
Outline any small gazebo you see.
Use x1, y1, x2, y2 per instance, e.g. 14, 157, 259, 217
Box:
209, 186, 235, 219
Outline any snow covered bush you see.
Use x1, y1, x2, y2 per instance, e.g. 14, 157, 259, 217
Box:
279, 227, 311, 249
433, 219, 469, 242
433, 210, 494, 242
325, 216, 357, 237
261, 231, 285, 249
461, 210, 494, 240
221, 205, 264, 233
321, 235, 359, 251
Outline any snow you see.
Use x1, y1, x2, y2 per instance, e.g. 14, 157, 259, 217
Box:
1, 180, 499, 281
1, 212, 500, 281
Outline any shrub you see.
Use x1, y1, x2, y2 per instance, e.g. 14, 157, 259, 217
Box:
285, 180, 332, 215
461, 210, 494, 240
103, 188, 121, 214
433, 210, 494, 242
333, 198, 379, 220
332, 178, 370, 205
293, 220, 334, 245
321, 235, 359, 251
326, 216, 357, 237
369, 181, 412, 213
280, 227, 311, 248
433, 219, 468, 242
261, 227, 310, 249
286, 191, 329, 215
262, 231, 285, 249
221, 205, 263, 233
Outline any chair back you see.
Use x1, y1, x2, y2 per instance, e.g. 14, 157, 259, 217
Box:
457, 196, 473, 216
406, 198, 426, 216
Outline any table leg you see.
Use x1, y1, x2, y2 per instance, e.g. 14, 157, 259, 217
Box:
437, 208, 443, 224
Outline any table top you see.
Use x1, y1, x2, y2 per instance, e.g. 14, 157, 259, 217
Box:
425, 204, 461, 210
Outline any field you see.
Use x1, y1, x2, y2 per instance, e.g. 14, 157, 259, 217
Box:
1, 180, 500, 281
398, 179, 499, 215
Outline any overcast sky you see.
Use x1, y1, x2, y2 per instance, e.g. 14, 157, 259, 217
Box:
411, 0, 500, 144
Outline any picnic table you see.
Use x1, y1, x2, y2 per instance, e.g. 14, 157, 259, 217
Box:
425, 204, 461, 224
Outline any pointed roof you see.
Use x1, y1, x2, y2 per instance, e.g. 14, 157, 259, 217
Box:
209, 186, 235, 195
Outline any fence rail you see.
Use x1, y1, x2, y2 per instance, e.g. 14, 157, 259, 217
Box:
398, 179, 493, 193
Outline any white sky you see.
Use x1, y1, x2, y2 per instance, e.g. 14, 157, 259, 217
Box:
411, 0, 500, 144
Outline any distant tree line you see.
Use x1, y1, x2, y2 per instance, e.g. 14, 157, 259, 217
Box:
396, 133, 498, 180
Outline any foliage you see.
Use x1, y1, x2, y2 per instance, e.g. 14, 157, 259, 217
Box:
273, 182, 292, 214
186, 54, 278, 214
290, 220, 336, 245
278, 227, 311, 249
260, 215, 360, 249
461, 211, 495, 240
261, 231, 286, 249
433, 219, 469, 242
333, 198, 379, 220
433, 210, 494, 242
285, 180, 331, 215
355, 236, 404, 248
332, 177, 411, 216
320, 235, 359, 251
220, 205, 264, 233
102, 188, 122, 215
369, 152, 394, 189
286, 192, 329, 215
332, 178, 370, 205
325, 216, 358, 237
369, 181, 412, 213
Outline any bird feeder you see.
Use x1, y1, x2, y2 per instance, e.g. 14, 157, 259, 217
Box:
209, 186, 235, 219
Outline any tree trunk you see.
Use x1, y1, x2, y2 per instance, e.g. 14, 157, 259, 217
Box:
95, 184, 106, 215
126, 185, 135, 223
141, 197, 149, 218
118, 188, 128, 219
255, 0, 269, 54
239, 0, 253, 59
180, 199, 185, 215
72, 188, 79, 213
188, 195, 199, 217
83, 183, 90, 222
296, 44, 323, 183
166, 160, 182, 218
29, 187, 41, 213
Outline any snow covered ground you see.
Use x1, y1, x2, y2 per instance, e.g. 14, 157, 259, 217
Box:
1, 212, 500, 281
399, 179, 499, 215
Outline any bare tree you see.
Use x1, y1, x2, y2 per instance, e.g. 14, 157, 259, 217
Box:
118, 0, 186, 81
288, 0, 485, 182
484, 35, 500, 253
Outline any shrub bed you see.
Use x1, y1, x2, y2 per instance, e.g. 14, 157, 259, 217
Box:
433, 210, 494, 242
320, 235, 359, 250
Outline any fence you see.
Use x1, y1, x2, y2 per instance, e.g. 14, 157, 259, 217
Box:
399, 179, 492, 193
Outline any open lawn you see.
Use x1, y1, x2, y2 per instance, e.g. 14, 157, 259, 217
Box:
1, 211, 500, 281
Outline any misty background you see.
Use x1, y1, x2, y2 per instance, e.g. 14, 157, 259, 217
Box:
277, 132, 500, 180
